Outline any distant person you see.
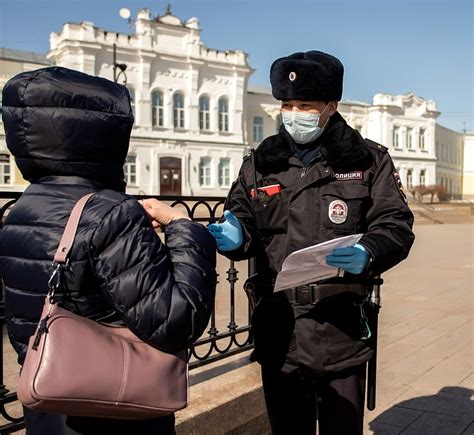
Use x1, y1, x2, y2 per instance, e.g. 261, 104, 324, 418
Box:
0, 66, 217, 435
208, 51, 415, 434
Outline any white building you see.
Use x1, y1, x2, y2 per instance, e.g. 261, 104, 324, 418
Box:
434, 125, 464, 198
0, 9, 470, 199
47, 8, 253, 196
462, 133, 474, 199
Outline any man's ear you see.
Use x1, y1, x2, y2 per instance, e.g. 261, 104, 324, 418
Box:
328, 101, 338, 116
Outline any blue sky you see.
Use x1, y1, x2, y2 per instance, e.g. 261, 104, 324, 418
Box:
0, 0, 472, 132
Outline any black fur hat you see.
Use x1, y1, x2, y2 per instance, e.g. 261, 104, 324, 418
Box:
270, 51, 344, 101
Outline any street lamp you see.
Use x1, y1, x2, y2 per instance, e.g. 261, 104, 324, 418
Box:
113, 8, 132, 84
113, 43, 127, 84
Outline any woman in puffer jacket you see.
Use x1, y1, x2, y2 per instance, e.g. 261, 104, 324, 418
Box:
0, 67, 217, 435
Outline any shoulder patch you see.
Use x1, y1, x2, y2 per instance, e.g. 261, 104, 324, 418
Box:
393, 171, 408, 204
365, 138, 388, 153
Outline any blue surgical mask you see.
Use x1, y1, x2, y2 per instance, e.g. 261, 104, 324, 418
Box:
282, 105, 329, 144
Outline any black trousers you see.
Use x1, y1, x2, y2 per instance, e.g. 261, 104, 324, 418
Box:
261, 364, 366, 435
23, 407, 176, 435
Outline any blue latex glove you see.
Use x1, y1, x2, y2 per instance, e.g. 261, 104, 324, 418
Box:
326, 243, 370, 275
207, 210, 243, 252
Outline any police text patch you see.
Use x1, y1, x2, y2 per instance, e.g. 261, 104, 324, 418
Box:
334, 171, 363, 181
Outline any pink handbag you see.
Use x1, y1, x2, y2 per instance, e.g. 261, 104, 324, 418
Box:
17, 193, 188, 419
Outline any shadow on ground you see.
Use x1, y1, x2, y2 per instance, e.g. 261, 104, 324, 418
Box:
369, 386, 474, 434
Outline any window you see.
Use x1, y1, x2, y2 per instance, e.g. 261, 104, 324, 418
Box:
124, 155, 137, 185
253, 116, 263, 143
128, 88, 135, 118
218, 158, 231, 187
419, 128, 426, 150
199, 157, 211, 187
406, 128, 413, 150
199, 96, 210, 130
0, 154, 11, 184
419, 169, 426, 186
151, 91, 164, 127
406, 169, 413, 189
393, 127, 400, 148
173, 93, 185, 128
218, 97, 229, 132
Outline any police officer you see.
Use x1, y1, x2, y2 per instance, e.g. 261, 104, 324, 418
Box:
208, 51, 414, 435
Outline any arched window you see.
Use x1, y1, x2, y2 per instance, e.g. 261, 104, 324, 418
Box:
393, 126, 400, 148
128, 87, 135, 118
199, 157, 212, 187
199, 96, 210, 130
0, 154, 11, 184
218, 97, 229, 132
151, 90, 164, 127
253, 116, 263, 143
419, 128, 426, 150
124, 155, 137, 185
406, 169, 413, 189
218, 158, 231, 188
419, 169, 426, 186
173, 92, 185, 128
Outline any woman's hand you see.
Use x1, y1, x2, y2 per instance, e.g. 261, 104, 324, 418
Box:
139, 199, 190, 228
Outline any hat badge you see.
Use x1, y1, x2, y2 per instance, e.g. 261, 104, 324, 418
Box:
289, 71, 297, 81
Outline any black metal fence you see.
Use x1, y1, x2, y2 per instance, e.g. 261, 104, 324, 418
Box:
0, 192, 254, 433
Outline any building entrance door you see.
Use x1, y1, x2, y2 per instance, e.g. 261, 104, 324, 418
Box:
160, 157, 182, 195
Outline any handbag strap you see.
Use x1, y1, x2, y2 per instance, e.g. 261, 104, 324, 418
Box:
53, 193, 95, 264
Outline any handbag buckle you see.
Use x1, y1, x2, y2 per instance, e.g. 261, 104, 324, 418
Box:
47, 261, 68, 302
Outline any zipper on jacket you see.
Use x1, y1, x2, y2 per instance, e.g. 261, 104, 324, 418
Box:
32, 315, 50, 351
300, 154, 322, 178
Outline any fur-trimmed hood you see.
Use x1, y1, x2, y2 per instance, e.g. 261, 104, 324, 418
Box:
254, 112, 373, 174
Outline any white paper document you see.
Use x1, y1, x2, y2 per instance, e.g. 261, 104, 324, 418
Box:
274, 234, 364, 292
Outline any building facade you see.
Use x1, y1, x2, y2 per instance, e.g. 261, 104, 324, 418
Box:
462, 133, 474, 199
47, 8, 253, 196
0, 9, 470, 199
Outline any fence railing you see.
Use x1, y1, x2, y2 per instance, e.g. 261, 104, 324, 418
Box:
0, 192, 254, 433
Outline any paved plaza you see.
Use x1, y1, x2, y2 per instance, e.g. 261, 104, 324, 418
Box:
363, 223, 473, 434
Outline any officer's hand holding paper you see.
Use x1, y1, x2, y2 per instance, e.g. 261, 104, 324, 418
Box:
273, 234, 363, 292
326, 243, 369, 274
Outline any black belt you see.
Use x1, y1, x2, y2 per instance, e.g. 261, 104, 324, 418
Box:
284, 283, 369, 305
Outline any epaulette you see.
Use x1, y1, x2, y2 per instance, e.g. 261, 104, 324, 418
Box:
243, 152, 252, 161
364, 138, 388, 153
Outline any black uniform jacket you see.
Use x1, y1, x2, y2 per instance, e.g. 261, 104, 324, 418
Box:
221, 113, 415, 374
0, 67, 217, 365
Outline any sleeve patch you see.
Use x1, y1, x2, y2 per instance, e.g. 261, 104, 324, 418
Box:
393, 172, 408, 204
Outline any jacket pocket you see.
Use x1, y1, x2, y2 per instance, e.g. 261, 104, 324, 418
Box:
320, 183, 370, 234
293, 298, 369, 372
251, 188, 290, 233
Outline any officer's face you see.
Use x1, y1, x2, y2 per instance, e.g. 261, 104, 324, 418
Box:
281, 100, 337, 127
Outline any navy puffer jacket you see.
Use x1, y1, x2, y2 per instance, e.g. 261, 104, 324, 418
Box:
0, 67, 217, 365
